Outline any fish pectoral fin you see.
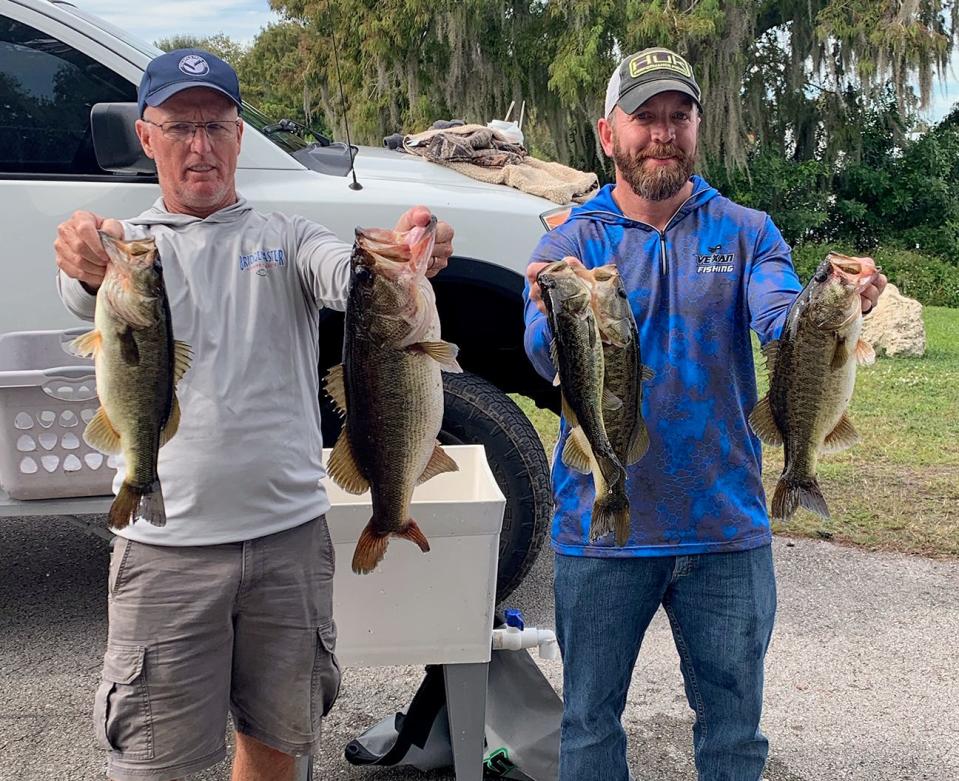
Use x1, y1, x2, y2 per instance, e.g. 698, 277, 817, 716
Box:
561, 426, 593, 474
173, 341, 193, 385
159, 395, 181, 447
747, 395, 784, 446
856, 338, 877, 366
602, 388, 623, 411
549, 338, 561, 378
83, 407, 122, 455
418, 443, 459, 484
327, 434, 369, 494
324, 363, 347, 415
761, 339, 780, 376
822, 412, 860, 453
626, 419, 650, 465
830, 335, 850, 369
409, 340, 462, 372
69, 330, 101, 358
641, 364, 655, 382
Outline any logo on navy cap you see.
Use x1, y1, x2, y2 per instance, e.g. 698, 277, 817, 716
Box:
178, 55, 210, 76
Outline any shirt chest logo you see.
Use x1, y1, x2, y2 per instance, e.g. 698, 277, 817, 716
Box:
697, 244, 736, 274
239, 248, 287, 276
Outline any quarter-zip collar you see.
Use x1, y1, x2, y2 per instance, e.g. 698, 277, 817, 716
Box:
566, 176, 717, 275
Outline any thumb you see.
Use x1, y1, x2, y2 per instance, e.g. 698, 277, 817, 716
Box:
100, 219, 125, 240
393, 205, 433, 233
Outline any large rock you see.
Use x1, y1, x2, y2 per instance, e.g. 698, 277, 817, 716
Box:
861, 283, 926, 357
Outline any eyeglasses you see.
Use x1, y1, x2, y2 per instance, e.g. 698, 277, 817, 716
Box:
143, 119, 241, 143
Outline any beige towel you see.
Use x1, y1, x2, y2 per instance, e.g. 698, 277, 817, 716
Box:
404, 124, 599, 205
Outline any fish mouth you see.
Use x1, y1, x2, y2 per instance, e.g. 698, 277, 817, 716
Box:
354, 219, 437, 279
591, 264, 619, 283
100, 233, 157, 270
827, 252, 878, 288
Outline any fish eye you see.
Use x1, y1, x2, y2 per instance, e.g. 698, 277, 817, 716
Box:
814, 270, 829, 283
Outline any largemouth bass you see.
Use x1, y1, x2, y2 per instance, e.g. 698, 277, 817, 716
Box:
590, 264, 653, 544
326, 218, 461, 574
749, 252, 877, 520
538, 260, 629, 543
71, 234, 191, 529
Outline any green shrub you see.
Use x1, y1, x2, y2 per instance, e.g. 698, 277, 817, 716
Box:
791, 243, 959, 308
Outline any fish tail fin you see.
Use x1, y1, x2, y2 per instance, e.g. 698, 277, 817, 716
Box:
771, 476, 829, 521
351, 519, 431, 575
590, 487, 631, 545
108, 479, 165, 530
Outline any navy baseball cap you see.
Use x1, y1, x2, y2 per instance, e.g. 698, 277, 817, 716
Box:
138, 49, 242, 117
604, 47, 701, 117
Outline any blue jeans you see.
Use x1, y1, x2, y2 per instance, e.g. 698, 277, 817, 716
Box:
553, 546, 777, 781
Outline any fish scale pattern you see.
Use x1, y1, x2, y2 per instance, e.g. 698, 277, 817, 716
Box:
524, 179, 804, 557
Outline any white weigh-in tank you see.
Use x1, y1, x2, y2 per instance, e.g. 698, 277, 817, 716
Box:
325, 444, 506, 668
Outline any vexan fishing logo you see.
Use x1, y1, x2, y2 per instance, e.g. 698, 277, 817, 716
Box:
239, 248, 286, 276
697, 244, 736, 274
178, 55, 210, 76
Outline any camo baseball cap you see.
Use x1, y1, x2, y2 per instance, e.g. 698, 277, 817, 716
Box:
604, 47, 702, 117
138, 49, 241, 117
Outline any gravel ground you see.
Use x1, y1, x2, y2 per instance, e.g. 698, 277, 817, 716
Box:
0, 514, 956, 780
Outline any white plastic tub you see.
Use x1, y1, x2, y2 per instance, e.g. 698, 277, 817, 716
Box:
0, 329, 115, 499
326, 444, 505, 668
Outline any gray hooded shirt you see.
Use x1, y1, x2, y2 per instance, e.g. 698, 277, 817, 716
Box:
58, 196, 352, 545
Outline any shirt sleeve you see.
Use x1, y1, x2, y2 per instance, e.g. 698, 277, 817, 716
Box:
522, 227, 581, 382
291, 217, 353, 311
747, 215, 803, 345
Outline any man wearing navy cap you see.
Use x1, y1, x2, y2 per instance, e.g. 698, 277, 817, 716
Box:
523, 48, 885, 780
54, 49, 454, 781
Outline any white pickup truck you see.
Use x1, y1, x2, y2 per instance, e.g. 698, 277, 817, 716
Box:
0, 0, 562, 600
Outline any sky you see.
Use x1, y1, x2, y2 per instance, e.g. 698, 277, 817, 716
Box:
77, 0, 959, 123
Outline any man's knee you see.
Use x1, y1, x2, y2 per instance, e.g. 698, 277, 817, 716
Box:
233, 731, 295, 780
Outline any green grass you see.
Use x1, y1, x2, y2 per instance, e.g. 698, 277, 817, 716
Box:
513, 306, 959, 558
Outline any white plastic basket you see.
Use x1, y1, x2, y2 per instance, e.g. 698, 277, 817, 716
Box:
0, 329, 115, 500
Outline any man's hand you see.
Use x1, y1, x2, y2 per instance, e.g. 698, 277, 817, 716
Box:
860, 267, 887, 315
393, 205, 453, 278
526, 256, 589, 315
54, 211, 124, 293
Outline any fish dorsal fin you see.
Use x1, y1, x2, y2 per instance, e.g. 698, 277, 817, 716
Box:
761, 339, 780, 376
561, 426, 593, 474
831, 335, 850, 369
822, 412, 860, 453
83, 407, 122, 455
69, 330, 101, 358
747, 395, 783, 446
327, 434, 369, 494
641, 365, 655, 382
602, 388, 623, 411
418, 443, 459, 484
173, 341, 192, 385
410, 340, 462, 372
324, 364, 347, 416
626, 418, 650, 465
856, 338, 877, 366
159, 395, 180, 447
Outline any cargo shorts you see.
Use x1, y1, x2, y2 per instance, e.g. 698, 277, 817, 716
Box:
93, 515, 341, 781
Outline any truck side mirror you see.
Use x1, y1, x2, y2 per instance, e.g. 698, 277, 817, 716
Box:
90, 103, 156, 175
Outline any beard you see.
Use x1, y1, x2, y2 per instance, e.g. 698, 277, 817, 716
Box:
611, 134, 696, 201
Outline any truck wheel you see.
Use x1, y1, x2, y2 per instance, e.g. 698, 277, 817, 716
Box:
439, 372, 552, 604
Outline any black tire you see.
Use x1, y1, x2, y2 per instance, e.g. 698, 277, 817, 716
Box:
439, 372, 552, 604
